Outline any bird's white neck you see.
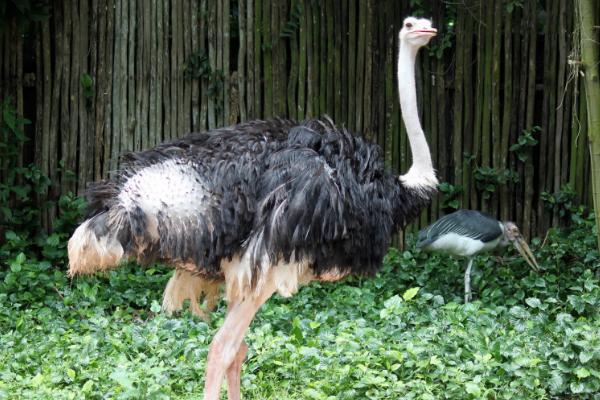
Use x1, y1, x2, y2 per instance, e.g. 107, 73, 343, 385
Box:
397, 42, 437, 191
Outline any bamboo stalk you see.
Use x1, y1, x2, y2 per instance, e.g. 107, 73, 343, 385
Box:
326, 0, 335, 118
480, 1, 493, 212
61, 1, 73, 192
547, 0, 559, 227
287, 0, 298, 119
471, 3, 484, 210
149, 0, 158, 144
199, 0, 208, 129
183, 0, 192, 131
140, 0, 150, 148
103, 0, 115, 175
524, 0, 537, 238
362, 0, 373, 140
246, 0, 254, 119
339, 0, 348, 125
171, 0, 181, 135
453, 5, 465, 207
253, 0, 262, 117
553, 0, 568, 226
274, 1, 285, 116
500, 6, 513, 222
110, 0, 122, 170
223, 0, 230, 122
68, 0, 80, 194
318, 2, 326, 115
262, 0, 272, 117
355, 0, 366, 132
34, 22, 44, 177
238, 0, 247, 121
41, 19, 52, 181
429, 53, 439, 220
560, 4, 574, 195
34, 23, 47, 229
126, 0, 135, 151
80, 0, 92, 192
297, 0, 307, 119
537, 0, 555, 234
347, 0, 356, 130
490, 0, 502, 216
306, 0, 315, 117
384, 0, 395, 169
207, 0, 216, 127
578, 0, 600, 249
376, 0, 385, 158
15, 18, 23, 173
95, 0, 107, 179
462, 6, 474, 210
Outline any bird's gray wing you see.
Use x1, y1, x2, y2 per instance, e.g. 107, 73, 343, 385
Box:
417, 210, 503, 248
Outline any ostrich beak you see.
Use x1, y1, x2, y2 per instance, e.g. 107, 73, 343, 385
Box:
513, 237, 540, 272
413, 28, 438, 37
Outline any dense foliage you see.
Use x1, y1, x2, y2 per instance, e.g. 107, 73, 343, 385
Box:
0, 194, 598, 399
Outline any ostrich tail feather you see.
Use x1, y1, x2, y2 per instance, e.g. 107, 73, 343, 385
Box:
67, 212, 126, 276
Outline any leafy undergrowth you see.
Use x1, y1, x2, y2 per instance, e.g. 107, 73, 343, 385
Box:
0, 214, 599, 399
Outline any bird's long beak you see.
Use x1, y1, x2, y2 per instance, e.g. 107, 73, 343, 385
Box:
513, 237, 540, 272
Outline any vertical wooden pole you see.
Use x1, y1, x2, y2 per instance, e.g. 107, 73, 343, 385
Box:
578, 0, 600, 249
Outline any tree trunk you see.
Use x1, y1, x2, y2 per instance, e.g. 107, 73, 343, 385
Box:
578, 0, 600, 249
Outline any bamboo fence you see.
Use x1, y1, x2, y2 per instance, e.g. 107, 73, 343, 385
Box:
0, 0, 593, 240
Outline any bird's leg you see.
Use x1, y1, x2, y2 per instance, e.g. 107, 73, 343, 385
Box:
162, 269, 190, 315
464, 258, 473, 303
225, 340, 248, 400
203, 279, 221, 315
204, 279, 275, 400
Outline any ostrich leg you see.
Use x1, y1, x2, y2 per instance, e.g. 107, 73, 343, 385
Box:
226, 341, 248, 400
464, 258, 474, 303
204, 278, 275, 400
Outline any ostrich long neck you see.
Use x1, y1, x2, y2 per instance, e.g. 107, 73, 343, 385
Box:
397, 42, 437, 189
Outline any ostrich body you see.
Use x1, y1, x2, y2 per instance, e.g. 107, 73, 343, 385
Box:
417, 209, 539, 302
68, 17, 437, 400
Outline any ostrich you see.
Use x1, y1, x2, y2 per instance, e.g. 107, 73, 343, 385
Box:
67, 16, 437, 400
416, 209, 540, 302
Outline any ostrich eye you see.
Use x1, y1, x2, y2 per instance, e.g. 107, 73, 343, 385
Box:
405, 22, 413, 28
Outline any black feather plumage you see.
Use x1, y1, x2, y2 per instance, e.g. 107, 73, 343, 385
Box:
83, 118, 435, 280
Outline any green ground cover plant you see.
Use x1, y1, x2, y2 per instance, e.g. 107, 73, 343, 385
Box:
0, 197, 598, 399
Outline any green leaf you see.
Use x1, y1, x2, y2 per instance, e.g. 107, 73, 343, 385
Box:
150, 300, 161, 313
109, 368, 133, 389
525, 298, 541, 308
309, 321, 321, 329
80, 73, 93, 88
465, 382, 481, 396
579, 351, 593, 364
81, 380, 94, 393
67, 369, 76, 379
575, 368, 590, 379
30, 373, 44, 387
402, 287, 420, 301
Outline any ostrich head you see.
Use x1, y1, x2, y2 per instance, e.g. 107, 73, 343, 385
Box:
399, 17, 437, 48
502, 222, 540, 271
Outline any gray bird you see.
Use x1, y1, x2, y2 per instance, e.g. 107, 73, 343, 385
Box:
417, 209, 539, 303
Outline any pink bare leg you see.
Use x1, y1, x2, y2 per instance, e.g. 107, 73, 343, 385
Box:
203, 281, 275, 400
225, 340, 248, 400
